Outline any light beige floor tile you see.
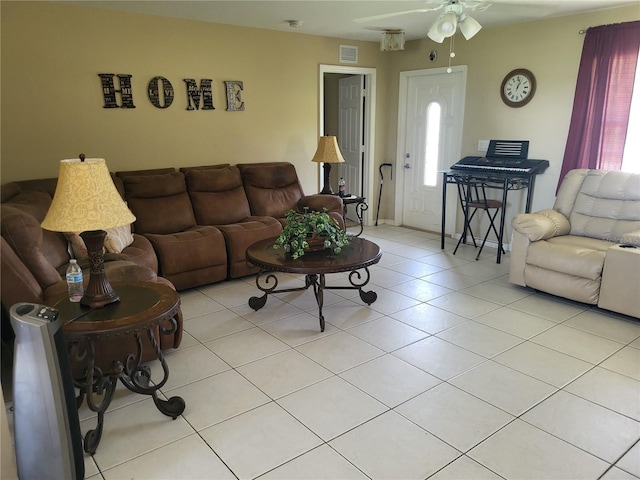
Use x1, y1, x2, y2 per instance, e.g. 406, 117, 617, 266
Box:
259, 312, 338, 347
449, 361, 557, 416
371, 251, 406, 267
102, 433, 235, 480
231, 296, 305, 326
422, 271, 485, 290
384, 259, 443, 278
507, 294, 588, 322
295, 331, 383, 373
565, 367, 640, 420
601, 466, 640, 479
468, 419, 608, 479
388, 278, 453, 302
203, 327, 289, 367
84, 454, 99, 478
236, 349, 332, 399
428, 292, 502, 319
393, 336, 486, 380
345, 317, 428, 352
277, 376, 387, 441
391, 302, 468, 334
329, 411, 461, 480
170, 370, 270, 431
601, 346, 640, 380
564, 309, 640, 344
493, 341, 592, 387
340, 354, 441, 407
83, 397, 194, 471
429, 454, 504, 479
179, 292, 227, 319
200, 402, 322, 480
460, 281, 533, 305
531, 324, 625, 364
474, 306, 557, 339
183, 308, 254, 342
522, 390, 640, 463
259, 444, 369, 480
630, 337, 640, 349
436, 321, 523, 358
397, 383, 514, 452
365, 288, 421, 315
205, 281, 267, 308
369, 266, 414, 287
420, 252, 473, 269
449, 262, 509, 281
160, 344, 230, 391
279, 288, 345, 313
320, 299, 385, 329
615, 441, 640, 477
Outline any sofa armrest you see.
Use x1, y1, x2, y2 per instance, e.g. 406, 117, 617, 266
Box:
511, 209, 570, 241
621, 230, 640, 247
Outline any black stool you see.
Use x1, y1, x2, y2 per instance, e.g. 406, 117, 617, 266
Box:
453, 178, 505, 261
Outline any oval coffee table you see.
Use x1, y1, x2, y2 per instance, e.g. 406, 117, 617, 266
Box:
246, 236, 382, 331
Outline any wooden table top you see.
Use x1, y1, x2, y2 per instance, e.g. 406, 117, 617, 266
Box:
246, 236, 381, 275
50, 281, 180, 341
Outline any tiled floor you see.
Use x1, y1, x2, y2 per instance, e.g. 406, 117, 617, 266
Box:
12, 225, 640, 479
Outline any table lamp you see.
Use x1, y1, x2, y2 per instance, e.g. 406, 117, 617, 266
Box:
41, 155, 136, 308
311, 136, 345, 194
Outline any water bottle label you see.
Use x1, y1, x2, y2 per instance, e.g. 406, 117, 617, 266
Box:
66, 273, 83, 283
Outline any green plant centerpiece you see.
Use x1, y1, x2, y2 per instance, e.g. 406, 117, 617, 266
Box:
273, 208, 350, 259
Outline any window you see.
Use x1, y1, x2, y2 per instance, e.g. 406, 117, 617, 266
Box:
621, 56, 640, 173
424, 101, 441, 187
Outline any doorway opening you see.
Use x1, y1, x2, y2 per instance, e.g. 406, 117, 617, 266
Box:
319, 65, 376, 226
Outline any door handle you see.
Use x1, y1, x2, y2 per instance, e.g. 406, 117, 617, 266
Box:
404, 163, 411, 169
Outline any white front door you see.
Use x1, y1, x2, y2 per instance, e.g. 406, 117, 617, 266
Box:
338, 75, 364, 196
397, 67, 466, 233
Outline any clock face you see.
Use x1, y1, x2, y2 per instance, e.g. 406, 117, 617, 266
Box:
500, 69, 536, 107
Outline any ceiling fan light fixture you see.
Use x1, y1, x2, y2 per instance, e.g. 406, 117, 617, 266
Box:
437, 12, 457, 37
380, 31, 405, 51
459, 14, 482, 40
427, 19, 445, 43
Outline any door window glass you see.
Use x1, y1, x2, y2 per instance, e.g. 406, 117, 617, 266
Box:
424, 101, 441, 187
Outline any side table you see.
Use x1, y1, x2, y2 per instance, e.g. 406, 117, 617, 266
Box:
340, 195, 368, 236
51, 281, 185, 455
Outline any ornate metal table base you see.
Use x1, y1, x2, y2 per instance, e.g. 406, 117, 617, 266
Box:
69, 317, 185, 455
249, 268, 377, 331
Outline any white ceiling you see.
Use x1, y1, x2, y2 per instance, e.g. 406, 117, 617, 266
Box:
70, 0, 638, 42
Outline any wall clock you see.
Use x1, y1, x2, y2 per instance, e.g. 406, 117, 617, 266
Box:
500, 68, 536, 108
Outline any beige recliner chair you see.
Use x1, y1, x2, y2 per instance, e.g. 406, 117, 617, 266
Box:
509, 169, 640, 318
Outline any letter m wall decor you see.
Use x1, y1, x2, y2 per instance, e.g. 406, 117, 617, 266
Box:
183, 79, 215, 111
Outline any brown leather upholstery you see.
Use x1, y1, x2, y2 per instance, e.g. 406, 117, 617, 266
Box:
184, 165, 282, 278
120, 170, 228, 288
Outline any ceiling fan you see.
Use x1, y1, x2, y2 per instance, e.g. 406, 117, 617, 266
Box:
354, 0, 491, 43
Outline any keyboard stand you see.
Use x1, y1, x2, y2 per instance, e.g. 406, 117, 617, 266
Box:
440, 170, 539, 263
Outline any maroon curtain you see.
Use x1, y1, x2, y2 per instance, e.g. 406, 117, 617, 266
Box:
558, 21, 640, 188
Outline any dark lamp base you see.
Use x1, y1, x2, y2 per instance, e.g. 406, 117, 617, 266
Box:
79, 230, 120, 309
320, 163, 334, 195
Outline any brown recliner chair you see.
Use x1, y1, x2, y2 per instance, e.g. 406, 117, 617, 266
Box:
118, 169, 228, 290
237, 162, 344, 228
183, 165, 283, 278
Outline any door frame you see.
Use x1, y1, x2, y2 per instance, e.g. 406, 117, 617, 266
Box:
319, 64, 376, 226
394, 66, 466, 236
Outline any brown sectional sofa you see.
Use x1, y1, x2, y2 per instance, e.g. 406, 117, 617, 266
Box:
1, 162, 343, 329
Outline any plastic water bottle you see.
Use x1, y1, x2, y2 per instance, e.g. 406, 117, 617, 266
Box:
66, 259, 84, 302
338, 177, 346, 197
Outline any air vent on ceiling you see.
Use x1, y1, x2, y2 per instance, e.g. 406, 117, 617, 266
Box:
339, 45, 358, 64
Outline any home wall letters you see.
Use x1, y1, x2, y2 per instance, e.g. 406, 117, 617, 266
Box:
98, 73, 244, 111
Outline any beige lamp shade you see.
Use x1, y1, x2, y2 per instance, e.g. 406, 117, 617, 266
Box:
41, 158, 135, 232
311, 136, 345, 164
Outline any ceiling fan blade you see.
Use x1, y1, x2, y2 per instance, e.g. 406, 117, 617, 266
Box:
353, 7, 441, 24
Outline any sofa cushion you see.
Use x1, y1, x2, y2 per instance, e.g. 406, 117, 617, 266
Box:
526, 237, 606, 280
185, 166, 252, 225
144, 226, 227, 289
563, 170, 640, 242
238, 162, 304, 218
122, 172, 197, 234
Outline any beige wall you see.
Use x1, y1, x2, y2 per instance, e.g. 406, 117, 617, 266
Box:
2, 2, 639, 226
385, 5, 639, 227
0, 1, 386, 193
